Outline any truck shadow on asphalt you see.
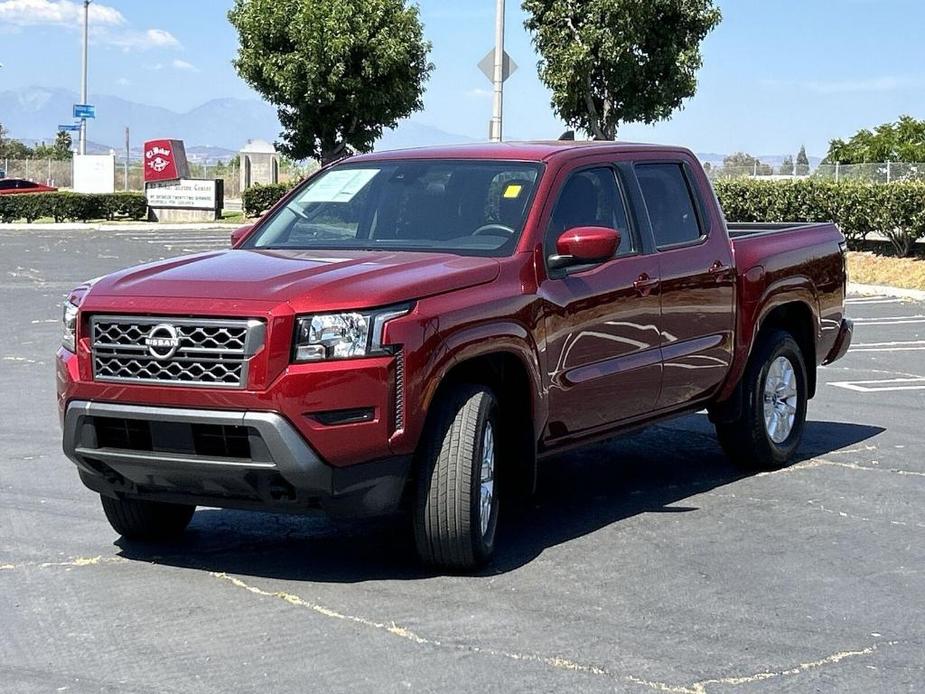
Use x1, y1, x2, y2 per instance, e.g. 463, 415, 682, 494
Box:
115, 416, 883, 581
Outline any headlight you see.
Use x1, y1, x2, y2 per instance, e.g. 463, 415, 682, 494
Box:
293, 305, 410, 362
62, 299, 80, 352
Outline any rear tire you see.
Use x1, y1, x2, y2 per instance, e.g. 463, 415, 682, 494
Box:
100, 495, 195, 541
413, 385, 500, 570
716, 330, 808, 471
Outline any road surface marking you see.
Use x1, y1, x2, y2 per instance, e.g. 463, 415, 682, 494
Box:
829, 377, 925, 392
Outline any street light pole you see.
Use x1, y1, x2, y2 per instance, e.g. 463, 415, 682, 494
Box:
79, 0, 90, 156
489, 0, 505, 142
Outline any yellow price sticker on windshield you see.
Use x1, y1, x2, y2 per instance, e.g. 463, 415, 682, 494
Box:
503, 184, 524, 199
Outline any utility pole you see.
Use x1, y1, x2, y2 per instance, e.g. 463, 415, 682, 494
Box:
79, 0, 90, 155
124, 126, 130, 191
489, 0, 505, 142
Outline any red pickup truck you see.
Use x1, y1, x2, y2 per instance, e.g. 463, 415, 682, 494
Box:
58, 142, 852, 569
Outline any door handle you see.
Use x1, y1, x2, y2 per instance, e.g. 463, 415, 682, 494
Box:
709, 261, 732, 278
633, 273, 660, 297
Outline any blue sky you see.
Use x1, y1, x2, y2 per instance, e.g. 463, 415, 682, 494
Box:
1, 0, 922, 156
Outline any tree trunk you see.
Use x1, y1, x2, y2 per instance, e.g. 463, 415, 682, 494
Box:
320, 138, 347, 166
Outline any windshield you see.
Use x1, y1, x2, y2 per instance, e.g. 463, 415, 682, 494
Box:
244, 160, 543, 256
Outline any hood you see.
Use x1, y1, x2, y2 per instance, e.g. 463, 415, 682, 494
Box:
90, 249, 501, 310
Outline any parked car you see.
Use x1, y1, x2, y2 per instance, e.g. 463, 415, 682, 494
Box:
57, 142, 852, 570
0, 178, 57, 195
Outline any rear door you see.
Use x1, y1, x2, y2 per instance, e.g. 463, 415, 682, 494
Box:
539, 163, 662, 439
633, 159, 736, 409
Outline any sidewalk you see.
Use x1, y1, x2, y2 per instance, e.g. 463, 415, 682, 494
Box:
848, 282, 925, 301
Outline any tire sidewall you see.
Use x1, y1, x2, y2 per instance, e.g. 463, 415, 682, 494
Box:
470, 394, 500, 563
753, 335, 807, 464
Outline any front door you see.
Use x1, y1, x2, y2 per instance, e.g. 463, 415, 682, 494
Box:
540, 166, 662, 440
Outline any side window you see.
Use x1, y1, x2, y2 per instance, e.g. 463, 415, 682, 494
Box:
636, 163, 703, 248
547, 167, 635, 256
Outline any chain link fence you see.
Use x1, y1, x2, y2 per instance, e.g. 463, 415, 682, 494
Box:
705, 162, 925, 183
1, 159, 309, 197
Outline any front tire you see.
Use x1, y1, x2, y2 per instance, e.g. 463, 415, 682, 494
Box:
100, 495, 195, 541
413, 385, 500, 570
716, 330, 808, 471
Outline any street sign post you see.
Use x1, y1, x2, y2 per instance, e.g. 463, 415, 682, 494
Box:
73, 104, 96, 119
479, 0, 516, 142
58, 124, 82, 132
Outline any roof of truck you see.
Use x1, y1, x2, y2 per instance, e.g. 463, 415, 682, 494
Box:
350, 141, 693, 163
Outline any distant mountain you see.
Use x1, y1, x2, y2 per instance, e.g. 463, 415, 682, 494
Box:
0, 86, 280, 155
1, 86, 477, 161
377, 120, 476, 151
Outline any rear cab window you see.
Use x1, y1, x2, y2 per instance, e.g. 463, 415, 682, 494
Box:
635, 163, 704, 249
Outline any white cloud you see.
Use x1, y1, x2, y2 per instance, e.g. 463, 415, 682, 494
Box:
145, 59, 196, 73
104, 27, 180, 51
116, 76, 131, 86
466, 87, 492, 99
0, 1, 180, 51
171, 58, 198, 72
0, 0, 124, 26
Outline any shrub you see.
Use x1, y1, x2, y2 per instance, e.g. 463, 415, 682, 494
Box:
242, 181, 297, 217
713, 179, 925, 256
0, 192, 147, 223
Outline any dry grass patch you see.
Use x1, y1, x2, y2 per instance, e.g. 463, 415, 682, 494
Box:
848, 251, 925, 290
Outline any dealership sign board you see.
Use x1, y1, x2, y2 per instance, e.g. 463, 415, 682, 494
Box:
146, 179, 222, 211
143, 139, 191, 184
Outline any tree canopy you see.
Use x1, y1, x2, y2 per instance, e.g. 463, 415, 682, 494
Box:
794, 145, 810, 176
722, 152, 772, 176
823, 115, 925, 164
522, 0, 721, 140
229, 0, 433, 164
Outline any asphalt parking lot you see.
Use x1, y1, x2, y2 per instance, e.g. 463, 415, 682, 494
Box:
1, 226, 923, 693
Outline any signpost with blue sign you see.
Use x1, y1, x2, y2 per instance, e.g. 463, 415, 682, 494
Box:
58, 124, 81, 132
73, 104, 95, 119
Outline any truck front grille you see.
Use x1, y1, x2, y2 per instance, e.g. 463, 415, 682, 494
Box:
90, 315, 265, 388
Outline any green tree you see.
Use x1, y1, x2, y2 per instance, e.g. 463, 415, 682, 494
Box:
823, 115, 925, 164
228, 0, 433, 164
722, 152, 772, 177
795, 145, 810, 175
522, 0, 721, 140
54, 130, 73, 159
778, 156, 794, 176
0, 133, 33, 159
32, 131, 73, 161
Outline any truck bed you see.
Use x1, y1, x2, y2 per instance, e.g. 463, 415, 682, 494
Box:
726, 222, 835, 239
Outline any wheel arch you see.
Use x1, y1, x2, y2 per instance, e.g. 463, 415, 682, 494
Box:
755, 300, 817, 398
711, 295, 818, 424
420, 344, 542, 496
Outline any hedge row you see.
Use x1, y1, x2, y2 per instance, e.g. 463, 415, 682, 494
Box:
242, 181, 297, 217
0, 192, 148, 223
713, 179, 925, 256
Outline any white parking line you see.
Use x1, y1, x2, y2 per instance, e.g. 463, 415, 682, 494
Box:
829, 377, 925, 392
852, 315, 925, 326
850, 340, 925, 352
846, 297, 900, 305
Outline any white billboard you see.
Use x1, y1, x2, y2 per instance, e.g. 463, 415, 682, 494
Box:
73, 154, 115, 194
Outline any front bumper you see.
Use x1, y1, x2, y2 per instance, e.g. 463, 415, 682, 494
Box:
823, 318, 854, 365
63, 400, 411, 518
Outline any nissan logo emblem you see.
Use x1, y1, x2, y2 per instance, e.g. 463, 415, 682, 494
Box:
145, 324, 181, 360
